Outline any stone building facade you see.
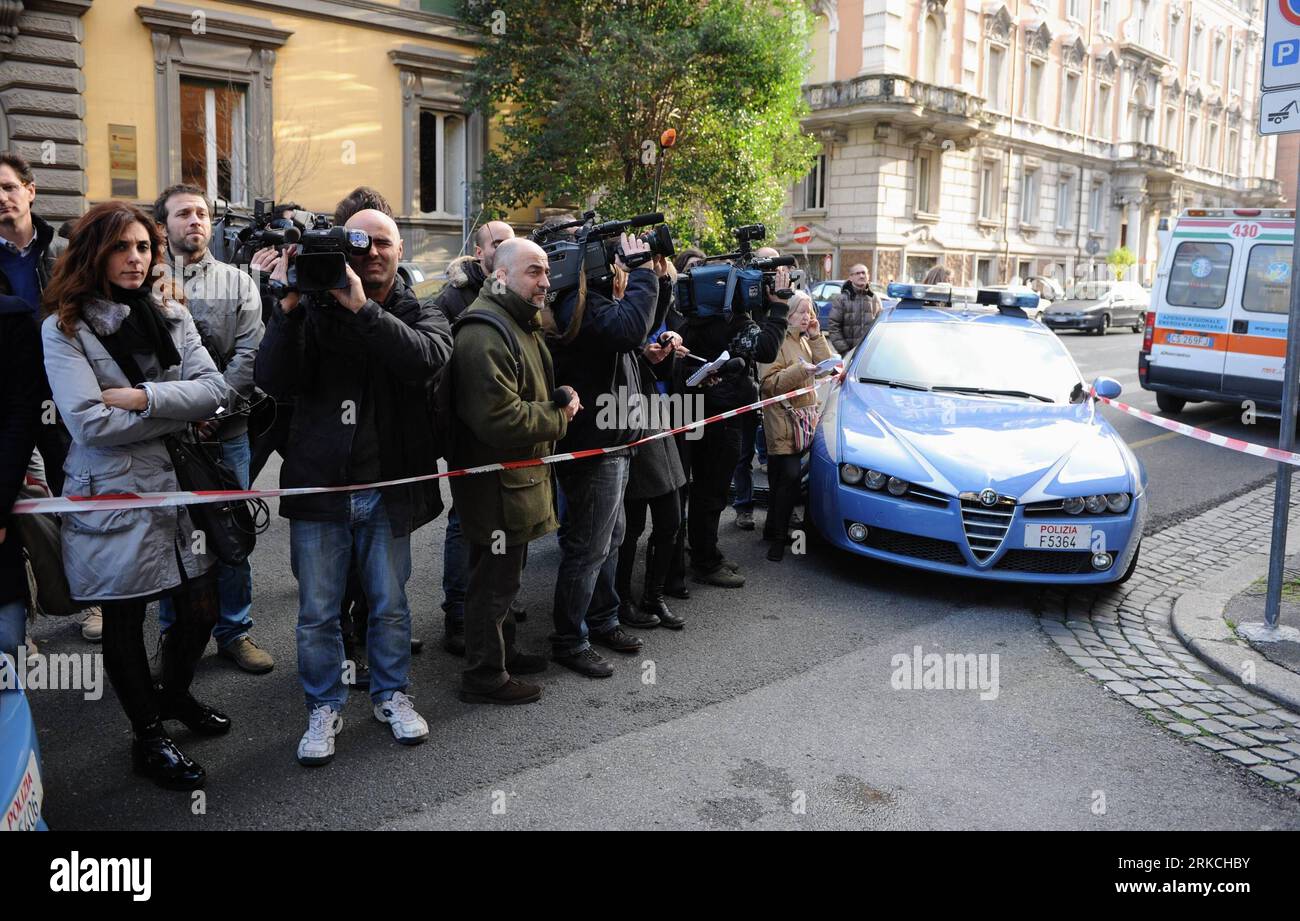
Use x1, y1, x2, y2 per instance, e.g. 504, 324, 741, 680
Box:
0, 0, 91, 223
782, 0, 1283, 288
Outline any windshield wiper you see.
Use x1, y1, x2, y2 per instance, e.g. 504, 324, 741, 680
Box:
932, 386, 1055, 403
857, 377, 931, 392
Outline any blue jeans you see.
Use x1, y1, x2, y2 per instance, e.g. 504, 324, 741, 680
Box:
0, 599, 25, 659
159, 433, 254, 649
732, 413, 760, 511
551, 454, 629, 656
440, 504, 468, 626
289, 489, 412, 711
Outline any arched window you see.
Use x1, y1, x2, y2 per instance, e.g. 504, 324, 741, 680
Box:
923, 15, 942, 84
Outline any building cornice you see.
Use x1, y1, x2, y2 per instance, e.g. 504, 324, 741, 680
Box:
25, 0, 92, 16
221, 0, 482, 48
136, 2, 293, 47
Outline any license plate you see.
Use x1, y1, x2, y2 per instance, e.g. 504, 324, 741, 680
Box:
1025, 523, 1091, 550
3, 751, 43, 832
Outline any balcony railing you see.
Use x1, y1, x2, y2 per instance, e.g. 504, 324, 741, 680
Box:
1115, 142, 1178, 170
804, 74, 984, 121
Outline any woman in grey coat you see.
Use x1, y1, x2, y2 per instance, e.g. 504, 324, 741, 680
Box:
42, 201, 229, 791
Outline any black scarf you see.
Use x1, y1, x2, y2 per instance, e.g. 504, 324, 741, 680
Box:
101, 284, 181, 383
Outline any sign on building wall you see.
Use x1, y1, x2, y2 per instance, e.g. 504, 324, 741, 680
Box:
109, 125, 138, 198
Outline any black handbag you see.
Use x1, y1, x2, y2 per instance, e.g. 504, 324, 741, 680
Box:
87, 320, 264, 566
163, 435, 259, 566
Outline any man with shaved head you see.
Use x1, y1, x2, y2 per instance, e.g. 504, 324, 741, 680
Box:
431, 218, 518, 656
449, 236, 577, 705
255, 206, 452, 765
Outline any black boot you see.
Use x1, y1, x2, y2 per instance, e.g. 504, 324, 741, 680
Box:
132, 721, 206, 791
159, 692, 231, 736
619, 599, 660, 629
642, 542, 684, 629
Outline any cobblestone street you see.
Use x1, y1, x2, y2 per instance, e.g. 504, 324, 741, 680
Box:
1040, 484, 1300, 793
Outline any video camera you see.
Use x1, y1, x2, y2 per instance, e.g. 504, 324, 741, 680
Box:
530, 210, 675, 297
288, 215, 372, 293
675, 223, 797, 321
212, 198, 310, 265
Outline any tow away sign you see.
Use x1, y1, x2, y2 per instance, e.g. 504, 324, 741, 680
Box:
1263, 1, 1300, 134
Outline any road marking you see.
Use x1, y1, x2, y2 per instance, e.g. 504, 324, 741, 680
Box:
1125, 414, 1237, 449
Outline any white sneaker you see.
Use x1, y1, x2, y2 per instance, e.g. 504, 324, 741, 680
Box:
297, 705, 342, 766
373, 691, 428, 745
79, 607, 103, 643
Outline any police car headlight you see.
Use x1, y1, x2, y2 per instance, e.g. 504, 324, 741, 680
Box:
887, 476, 909, 496
865, 469, 888, 490
1105, 493, 1131, 514
840, 464, 864, 485
1063, 497, 1085, 515
1084, 494, 1108, 514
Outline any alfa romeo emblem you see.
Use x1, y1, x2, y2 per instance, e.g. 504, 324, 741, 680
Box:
979, 489, 998, 507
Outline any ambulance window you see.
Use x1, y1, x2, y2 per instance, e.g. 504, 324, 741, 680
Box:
1166, 242, 1233, 309
1241, 243, 1292, 315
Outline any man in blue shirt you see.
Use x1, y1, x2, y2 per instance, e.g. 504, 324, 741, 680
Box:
0, 153, 60, 313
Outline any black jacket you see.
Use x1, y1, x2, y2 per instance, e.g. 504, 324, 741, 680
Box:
0, 214, 59, 303
431, 256, 486, 323
0, 299, 44, 605
254, 277, 453, 536
680, 302, 788, 414
547, 267, 659, 458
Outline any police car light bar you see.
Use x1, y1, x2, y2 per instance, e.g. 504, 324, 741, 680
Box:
887, 283, 1039, 314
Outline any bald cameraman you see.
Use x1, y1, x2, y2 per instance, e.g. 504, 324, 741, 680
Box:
253, 208, 451, 765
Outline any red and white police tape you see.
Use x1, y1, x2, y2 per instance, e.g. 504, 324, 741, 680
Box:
10, 376, 837, 516
1092, 392, 1300, 467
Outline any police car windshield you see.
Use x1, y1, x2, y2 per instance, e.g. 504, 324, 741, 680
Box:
856, 322, 1083, 403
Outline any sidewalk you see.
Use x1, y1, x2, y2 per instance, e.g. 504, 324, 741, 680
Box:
1038, 483, 1300, 794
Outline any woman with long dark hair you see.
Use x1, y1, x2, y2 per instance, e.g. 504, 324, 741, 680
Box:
42, 201, 229, 790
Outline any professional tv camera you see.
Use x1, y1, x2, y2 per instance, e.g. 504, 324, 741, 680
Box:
212, 198, 308, 265
288, 214, 371, 293
529, 210, 675, 297
675, 223, 797, 321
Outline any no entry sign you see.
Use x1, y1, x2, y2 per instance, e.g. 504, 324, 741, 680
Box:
792, 225, 812, 245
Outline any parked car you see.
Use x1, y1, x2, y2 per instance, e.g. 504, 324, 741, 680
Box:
810, 280, 898, 324
1041, 280, 1149, 335
1, 653, 48, 831
808, 285, 1146, 585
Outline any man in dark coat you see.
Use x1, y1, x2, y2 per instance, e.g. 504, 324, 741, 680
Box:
254, 208, 452, 766
0, 296, 43, 657
431, 219, 516, 656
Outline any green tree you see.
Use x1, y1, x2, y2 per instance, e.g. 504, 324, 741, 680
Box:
1106, 246, 1136, 280
460, 0, 819, 252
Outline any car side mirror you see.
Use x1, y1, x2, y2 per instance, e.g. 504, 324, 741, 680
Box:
1091, 376, 1122, 400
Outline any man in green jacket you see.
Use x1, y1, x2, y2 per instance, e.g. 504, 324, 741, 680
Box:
449, 238, 580, 705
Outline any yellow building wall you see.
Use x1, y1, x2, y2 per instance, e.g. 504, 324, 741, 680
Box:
82, 0, 468, 214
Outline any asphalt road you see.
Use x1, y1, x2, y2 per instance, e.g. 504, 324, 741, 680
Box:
22, 324, 1300, 830
1057, 327, 1279, 532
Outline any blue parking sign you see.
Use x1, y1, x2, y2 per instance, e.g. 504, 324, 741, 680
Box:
1275, 39, 1300, 68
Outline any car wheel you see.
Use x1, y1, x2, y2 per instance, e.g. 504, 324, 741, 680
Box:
1095, 313, 1111, 335
1131, 311, 1144, 333
1155, 391, 1186, 414
1114, 542, 1141, 584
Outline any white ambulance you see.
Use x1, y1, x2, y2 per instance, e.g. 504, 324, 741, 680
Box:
1140, 208, 1295, 414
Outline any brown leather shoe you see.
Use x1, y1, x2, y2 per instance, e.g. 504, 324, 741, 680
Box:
459, 678, 543, 705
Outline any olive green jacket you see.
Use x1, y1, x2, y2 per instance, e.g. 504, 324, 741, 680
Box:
448, 285, 568, 547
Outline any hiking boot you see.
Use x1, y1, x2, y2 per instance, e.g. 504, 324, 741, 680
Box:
218, 636, 274, 674
459, 677, 543, 705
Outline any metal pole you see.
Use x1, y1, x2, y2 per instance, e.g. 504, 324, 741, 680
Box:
1264, 171, 1300, 629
